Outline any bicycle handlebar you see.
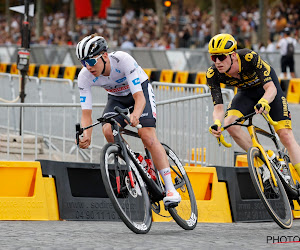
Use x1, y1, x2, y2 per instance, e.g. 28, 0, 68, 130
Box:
255, 103, 278, 126
211, 124, 232, 148
75, 106, 142, 145
114, 106, 142, 129
212, 107, 278, 148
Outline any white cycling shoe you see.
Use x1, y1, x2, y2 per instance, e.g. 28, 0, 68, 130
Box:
163, 190, 181, 208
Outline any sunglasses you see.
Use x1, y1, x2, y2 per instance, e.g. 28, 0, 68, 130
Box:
210, 54, 228, 62
81, 54, 103, 67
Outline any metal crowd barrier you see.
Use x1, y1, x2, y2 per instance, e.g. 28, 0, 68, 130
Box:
0, 94, 234, 166
0, 74, 235, 166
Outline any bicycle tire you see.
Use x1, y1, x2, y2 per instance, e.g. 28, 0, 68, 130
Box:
247, 147, 293, 229
100, 143, 152, 234
162, 143, 198, 230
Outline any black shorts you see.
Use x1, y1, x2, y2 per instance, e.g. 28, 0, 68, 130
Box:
281, 55, 295, 73
102, 80, 157, 128
225, 68, 291, 132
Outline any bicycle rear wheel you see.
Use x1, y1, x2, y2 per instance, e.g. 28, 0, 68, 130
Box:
162, 143, 198, 230
247, 147, 293, 229
100, 143, 152, 234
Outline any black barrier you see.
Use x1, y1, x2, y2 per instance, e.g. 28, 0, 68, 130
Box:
214, 166, 273, 222
280, 79, 289, 97
38, 160, 130, 221
150, 70, 161, 82
187, 72, 197, 84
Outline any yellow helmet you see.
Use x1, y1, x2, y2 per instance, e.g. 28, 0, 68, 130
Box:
208, 34, 237, 54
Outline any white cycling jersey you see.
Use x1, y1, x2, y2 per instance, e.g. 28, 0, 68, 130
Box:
77, 51, 148, 110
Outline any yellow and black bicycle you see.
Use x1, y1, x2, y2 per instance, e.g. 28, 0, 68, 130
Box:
212, 106, 300, 229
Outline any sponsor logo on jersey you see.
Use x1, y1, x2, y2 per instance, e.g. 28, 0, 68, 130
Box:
206, 67, 214, 78
105, 85, 130, 93
116, 77, 126, 83
80, 96, 86, 102
132, 78, 140, 85
78, 87, 84, 90
153, 112, 157, 118
115, 68, 121, 73
140, 113, 149, 118
245, 52, 254, 62
111, 55, 120, 63
93, 76, 99, 83
129, 68, 136, 74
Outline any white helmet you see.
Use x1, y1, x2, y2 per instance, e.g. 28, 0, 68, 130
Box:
76, 35, 108, 60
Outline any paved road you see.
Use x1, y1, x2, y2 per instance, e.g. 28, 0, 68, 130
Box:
1, 220, 300, 249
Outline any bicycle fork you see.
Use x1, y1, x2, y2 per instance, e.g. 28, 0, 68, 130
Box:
247, 125, 278, 189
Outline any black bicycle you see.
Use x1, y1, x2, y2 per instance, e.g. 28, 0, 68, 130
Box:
76, 106, 198, 234
214, 107, 300, 229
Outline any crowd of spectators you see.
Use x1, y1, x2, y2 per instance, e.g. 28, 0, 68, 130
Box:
0, 2, 299, 51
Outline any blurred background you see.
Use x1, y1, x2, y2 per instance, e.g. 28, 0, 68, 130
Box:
0, 0, 299, 50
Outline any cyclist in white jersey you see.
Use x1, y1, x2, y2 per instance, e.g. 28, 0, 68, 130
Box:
76, 34, 181, 207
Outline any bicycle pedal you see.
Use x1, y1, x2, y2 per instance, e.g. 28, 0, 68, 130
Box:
164, 202, 179, 210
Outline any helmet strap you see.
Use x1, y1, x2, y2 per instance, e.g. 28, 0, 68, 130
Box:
226, 54, 233, 73
101, 56, 106, 75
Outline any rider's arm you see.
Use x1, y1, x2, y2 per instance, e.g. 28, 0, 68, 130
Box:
255, 81, 277, 114
131, 91, 146, 127
261, 81, 277, 104
213, 104, 225, 123
79, 109, 93, 149
210, 104, 224, 137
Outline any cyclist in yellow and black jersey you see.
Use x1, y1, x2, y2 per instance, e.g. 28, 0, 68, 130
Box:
207, 33, 300, 177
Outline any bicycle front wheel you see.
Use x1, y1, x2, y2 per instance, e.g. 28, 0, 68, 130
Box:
100, 143, 152, 234
247, 147, 293, 229
162, 143, 198, 230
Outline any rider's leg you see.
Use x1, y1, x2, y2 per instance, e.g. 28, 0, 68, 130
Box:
224, 115, 253, 152
277, 128, 300, 176
138, 127, 169, 172
139, 127, 181, 203
102, 123, 114, 143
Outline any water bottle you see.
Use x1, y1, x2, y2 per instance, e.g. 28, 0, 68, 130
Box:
278, 158, 291, 183
267, 150, 281, 170
135, 153, 148, 169
144, 156, 157, 181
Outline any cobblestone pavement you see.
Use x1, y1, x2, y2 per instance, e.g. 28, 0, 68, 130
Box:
1, 220, 300, 249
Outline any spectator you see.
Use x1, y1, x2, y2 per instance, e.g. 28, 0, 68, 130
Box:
276, 27, 297, 78
266, 39, 276, 52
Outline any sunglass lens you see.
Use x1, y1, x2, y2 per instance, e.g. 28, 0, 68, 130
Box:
86, 58, 97, 66
81, 58, 97, 67
211, 54, 227, 62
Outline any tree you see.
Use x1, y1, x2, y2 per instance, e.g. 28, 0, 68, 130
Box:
154, 0, 164, 38
258, 0, 269, 46
35, 0, 44, 38
211, 0, 221, 36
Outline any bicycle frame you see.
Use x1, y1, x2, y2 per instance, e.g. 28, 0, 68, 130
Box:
76, 109, 165, 202
115, 126, 165, 201
223, 112, 279, 187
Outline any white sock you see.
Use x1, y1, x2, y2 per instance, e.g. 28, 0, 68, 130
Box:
159, 168, 176, 192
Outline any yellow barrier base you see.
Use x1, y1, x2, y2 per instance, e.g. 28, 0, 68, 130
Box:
0, 161, 59, 220
289, 164, 300, 219
235, 154, 248, 167
152, 167, 232, 223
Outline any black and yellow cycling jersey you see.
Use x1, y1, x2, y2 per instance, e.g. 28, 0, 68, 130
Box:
206, 48, 273, 105
206, 48, 291, 132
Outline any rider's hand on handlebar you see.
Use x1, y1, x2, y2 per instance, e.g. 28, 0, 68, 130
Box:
209, 119, 222, 138
254, 98, 270, 114
77, 134, 91, 149
129, 112, 140, 128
